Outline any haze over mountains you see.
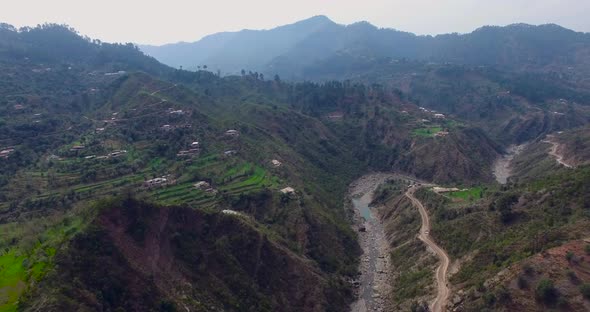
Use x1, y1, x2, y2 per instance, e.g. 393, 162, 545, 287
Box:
1, 14, 590, 312
141, 15, 590, 80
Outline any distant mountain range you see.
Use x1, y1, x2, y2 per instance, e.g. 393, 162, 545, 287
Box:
140, 15, 590, 80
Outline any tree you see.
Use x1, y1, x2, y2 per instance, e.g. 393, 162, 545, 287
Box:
410, 301, 429, 312
535, 279, 558, 304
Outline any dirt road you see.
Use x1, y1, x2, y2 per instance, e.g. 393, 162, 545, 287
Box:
543, 135, 573, 168
405, 187, 450, 312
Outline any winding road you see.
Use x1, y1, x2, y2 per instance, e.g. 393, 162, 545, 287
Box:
405, 186, 450, 312
543, 135, 573, 168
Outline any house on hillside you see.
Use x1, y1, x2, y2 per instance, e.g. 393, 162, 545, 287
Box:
110, 150, 127, 158
224, 150, 237, 157
194, 181, 210, 190
434, 113, 445, 119
222, 210, 242, 216
225, 129, 240, 137
177, 148, 200, 157
0, 148, 14, 159
191, 141, 200, 148
169, 109, 185, 115
327, 112, 344, 119
271, 159, 282, 167
70, 145, 85, 151
280, 187, 296, 195
143, 177, 169, 188
432, 187, 461, 193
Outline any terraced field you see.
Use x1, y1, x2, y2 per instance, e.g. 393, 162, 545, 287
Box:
413, 127, 443, 137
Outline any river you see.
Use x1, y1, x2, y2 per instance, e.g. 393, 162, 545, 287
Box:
349, 174, 394, 312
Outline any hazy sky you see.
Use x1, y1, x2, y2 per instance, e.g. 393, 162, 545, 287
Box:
2, 0, 589, 45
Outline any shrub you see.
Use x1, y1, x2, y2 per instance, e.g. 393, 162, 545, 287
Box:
566, 270, 578, 282
523, 264, 534, 275
566, 251, 575, 262
557, 297, 568, 309
496, 286, 511, 304
517, 275, 528, 289
483, 292, 496, 306
535, 279, 558, 304
585, 244, 590, 255
580, 283, 590, 299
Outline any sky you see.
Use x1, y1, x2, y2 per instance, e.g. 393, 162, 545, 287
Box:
1, 0, 590, 45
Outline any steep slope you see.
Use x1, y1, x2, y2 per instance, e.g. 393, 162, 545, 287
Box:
368, 166, 590, 311
23, 198, 343, 312
395, 128, 502, 184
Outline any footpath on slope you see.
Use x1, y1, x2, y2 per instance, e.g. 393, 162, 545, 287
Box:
405, 186, 451, 312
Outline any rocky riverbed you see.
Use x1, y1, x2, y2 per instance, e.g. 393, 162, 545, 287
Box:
492, 143, 528, 184
349, 174, 394, 312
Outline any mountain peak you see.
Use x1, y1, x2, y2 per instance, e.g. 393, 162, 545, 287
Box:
296, 15, 335, 26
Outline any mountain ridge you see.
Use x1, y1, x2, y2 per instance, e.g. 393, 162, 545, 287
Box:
139, 16, 590, 79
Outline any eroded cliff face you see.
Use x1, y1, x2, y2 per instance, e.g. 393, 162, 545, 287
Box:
23, 199, 352, 312
395, 128, 502, 184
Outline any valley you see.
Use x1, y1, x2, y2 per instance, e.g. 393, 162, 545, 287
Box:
0, 18, 590, 312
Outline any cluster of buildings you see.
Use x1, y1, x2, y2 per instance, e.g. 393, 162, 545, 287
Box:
418, 107, 445, 119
